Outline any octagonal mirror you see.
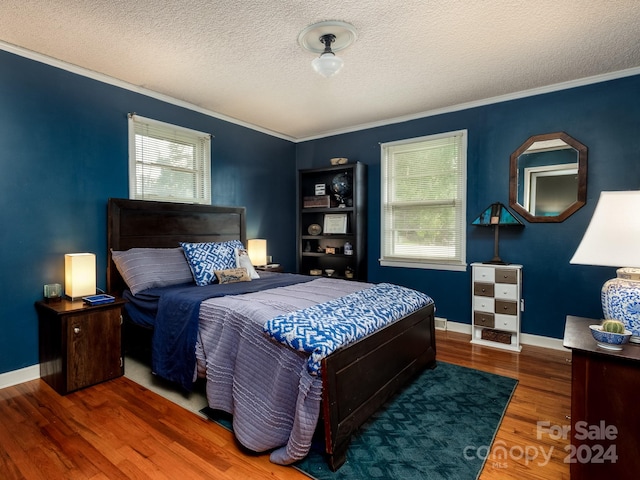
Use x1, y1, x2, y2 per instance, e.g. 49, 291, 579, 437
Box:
509, 132, 587, 222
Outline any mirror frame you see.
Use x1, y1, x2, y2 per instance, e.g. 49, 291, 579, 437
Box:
509, 132, 587, 223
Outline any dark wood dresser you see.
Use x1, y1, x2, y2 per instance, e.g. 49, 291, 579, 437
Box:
36, 298, 126, 394
563, 315, 640, 480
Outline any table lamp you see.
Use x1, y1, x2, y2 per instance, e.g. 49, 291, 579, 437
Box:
570, 191, 640, 342
471, 202, 523, 264
247, 239, 268, 267
65, 253, 96, 299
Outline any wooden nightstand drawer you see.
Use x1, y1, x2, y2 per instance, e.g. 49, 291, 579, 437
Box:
495, 299, 517, 315
495, 268, 518, 284
474, 311, 495, 328
473, 282, 495, 297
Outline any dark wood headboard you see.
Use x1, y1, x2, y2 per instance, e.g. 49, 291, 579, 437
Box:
107, 198, 246, 294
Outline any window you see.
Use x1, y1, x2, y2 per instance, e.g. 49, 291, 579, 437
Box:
128, 114, 211, 204
380, 130, 467, 271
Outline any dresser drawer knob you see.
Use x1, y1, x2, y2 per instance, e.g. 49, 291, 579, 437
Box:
74, 326, 81, 334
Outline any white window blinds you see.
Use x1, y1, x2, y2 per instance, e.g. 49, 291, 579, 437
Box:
128, 114, 211, 204
380, 130, 467, 270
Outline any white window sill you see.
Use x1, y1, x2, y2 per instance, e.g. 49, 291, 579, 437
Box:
379, 259, 467, 272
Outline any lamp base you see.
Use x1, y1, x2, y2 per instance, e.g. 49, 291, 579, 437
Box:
602, 267, 640, 343
482, 260, 509, 265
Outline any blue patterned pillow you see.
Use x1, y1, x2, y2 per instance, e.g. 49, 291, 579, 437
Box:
180, 240, 244, 286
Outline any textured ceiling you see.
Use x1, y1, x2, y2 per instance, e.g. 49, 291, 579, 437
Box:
1, 1, 640, 140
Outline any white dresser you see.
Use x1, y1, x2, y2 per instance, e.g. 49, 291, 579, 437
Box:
471, 262, 522, 352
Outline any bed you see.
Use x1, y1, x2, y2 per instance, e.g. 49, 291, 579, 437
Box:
107, 197, 436, 470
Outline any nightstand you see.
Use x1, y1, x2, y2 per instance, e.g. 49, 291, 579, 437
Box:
256, 264, 284, 273
36, 297, 126, 395
563, 315, 640, 479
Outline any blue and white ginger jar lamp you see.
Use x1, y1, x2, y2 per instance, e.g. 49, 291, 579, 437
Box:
602, 267, 640, 342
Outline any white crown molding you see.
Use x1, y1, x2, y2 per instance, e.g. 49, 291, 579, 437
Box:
2, 40, 639, 144
0, 40, 296, 142
298, 66, 640, 142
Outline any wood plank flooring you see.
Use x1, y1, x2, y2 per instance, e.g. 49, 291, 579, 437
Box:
0, 330, 572, 479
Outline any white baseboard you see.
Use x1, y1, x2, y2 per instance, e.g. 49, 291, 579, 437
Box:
0, 324, 569, 391
0, 364, 40, 390
443, 321, 567, 351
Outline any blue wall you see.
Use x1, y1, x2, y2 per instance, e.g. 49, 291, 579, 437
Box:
297, 74, 640, 339
0, 50, 296, 374
2, 47, 639, 376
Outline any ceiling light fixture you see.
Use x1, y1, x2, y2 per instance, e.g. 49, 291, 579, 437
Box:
313, 34, 342, 77
298, 21, 357, 78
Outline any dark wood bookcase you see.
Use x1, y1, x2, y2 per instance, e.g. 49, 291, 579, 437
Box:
298, 162, 367, 281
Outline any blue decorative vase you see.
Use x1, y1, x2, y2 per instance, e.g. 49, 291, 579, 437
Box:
602, 267, 640, 343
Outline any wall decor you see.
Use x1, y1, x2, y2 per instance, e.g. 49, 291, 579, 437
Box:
324, 213, 348, 234
509, 132, 587, 222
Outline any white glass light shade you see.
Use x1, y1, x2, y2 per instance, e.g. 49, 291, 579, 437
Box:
64, 253, 96, 299
247, 239, 268, 266
570, 191, 640, 268
312, 53, 344, 78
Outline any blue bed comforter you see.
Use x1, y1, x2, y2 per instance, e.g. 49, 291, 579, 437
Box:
125, 272, 313, 390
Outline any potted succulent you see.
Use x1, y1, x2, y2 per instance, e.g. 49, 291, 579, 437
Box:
589, 319, 632, 351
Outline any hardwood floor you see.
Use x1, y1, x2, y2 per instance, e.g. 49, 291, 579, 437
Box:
0, 330, 572, 479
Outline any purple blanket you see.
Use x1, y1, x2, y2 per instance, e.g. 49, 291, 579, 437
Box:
197, 278, 371, 465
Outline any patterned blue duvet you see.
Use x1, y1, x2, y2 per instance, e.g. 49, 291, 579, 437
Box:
264, 283, 434, 375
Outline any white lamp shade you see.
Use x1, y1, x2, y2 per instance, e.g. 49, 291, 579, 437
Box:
312, 53, 344, 77
570, 191, 640, 268
65, 253, 96, 299
247, 239, 268, 266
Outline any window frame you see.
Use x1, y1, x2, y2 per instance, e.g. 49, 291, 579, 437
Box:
380, 129, 467, 272
128, 114, 212, 205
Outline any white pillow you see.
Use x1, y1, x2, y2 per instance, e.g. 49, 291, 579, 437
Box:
235, 248, 260, 279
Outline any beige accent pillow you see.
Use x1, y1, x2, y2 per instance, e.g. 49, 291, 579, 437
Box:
214, 267, 251, 284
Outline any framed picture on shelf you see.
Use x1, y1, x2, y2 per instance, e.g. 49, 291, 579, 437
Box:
323, 213, 347, 234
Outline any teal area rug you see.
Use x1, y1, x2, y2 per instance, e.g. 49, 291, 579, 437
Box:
201, 362, 517, 480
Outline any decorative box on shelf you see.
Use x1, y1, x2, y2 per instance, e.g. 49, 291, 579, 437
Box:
303, 195, 331, 208
481, 328, 512, 344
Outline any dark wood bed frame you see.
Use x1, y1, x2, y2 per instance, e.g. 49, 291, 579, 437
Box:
107, 198, 436, 471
